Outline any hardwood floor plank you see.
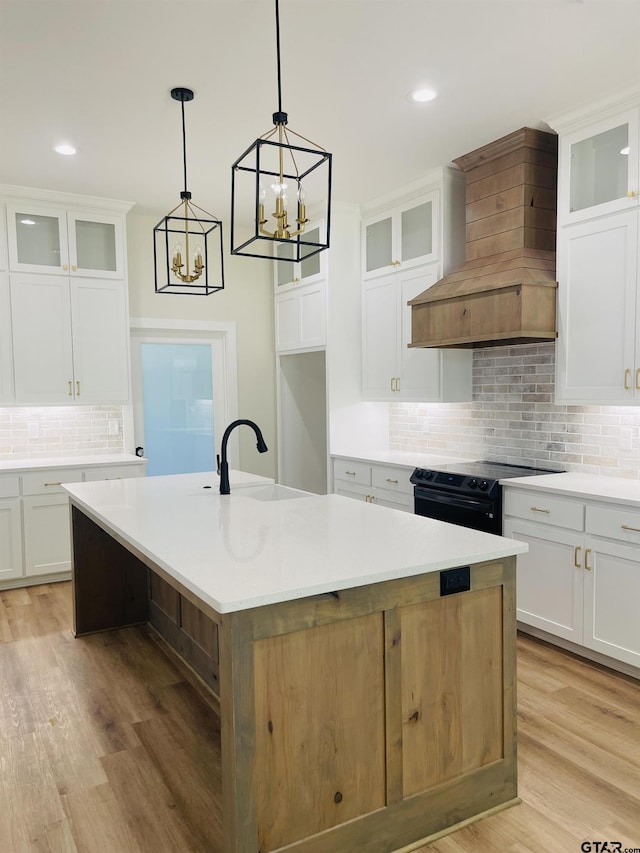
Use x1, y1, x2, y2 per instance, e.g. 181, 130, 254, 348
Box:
1, 583, 639, 852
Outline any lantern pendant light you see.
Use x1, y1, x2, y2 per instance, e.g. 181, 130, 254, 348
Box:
153, 87, 225, 295
230, 0, 332, 263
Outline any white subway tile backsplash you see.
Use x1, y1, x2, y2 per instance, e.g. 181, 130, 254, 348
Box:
390, 342, 640, 479
0, 406, 125, 460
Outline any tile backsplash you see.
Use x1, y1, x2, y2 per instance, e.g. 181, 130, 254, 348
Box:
390, 343, 640, 479
0, 406, 125, 459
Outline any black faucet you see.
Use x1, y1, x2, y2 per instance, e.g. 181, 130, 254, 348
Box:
217, 419, 268, 494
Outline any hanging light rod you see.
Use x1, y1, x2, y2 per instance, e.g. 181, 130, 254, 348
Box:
153, 86, 225, 296
230, 0, 332, 262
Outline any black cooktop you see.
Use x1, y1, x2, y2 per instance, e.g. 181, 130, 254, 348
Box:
429, 461, 560, 480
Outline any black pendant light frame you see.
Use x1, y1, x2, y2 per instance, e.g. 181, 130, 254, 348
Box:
230, 0, 332, 263
154, 87, 225, 295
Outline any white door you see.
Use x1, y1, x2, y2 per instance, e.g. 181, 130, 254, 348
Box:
70, 278, 129, 402
11, 273, 74, 403
503, 518, 584, 643
556, 210, 638, 403
0, 499, 23, 581
23, 495, 72, 576
130, 327, 236, 477
398, 265, 441, 400
362, 275, 398, 399
583, 538, 640, 667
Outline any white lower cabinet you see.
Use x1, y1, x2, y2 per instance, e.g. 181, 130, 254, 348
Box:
0, 462, 146, 588
332, 458, 413, 513
0, 478, 23, 582
504, 486, 640, 671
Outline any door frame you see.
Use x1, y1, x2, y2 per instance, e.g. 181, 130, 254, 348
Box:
126, 318, 239, 470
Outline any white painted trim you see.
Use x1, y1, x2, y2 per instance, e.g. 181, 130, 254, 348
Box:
361, 166, 453, 215
0, 184, 134, 213
545, 87, 640, 135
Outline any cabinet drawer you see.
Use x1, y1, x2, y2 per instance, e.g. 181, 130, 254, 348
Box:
21, 468, 83, 496
83, 464, 146, 481
332, 459, 371, 487
586, 504, 640, 542
371, 465, 413, 495
503, 489, 584, 531
0, 476, 20, 498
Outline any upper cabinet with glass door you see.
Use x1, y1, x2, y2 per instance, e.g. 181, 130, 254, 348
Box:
557, 107, 640, 226
362, 190, 439, 279
273, 220, 326, 291
6, 201, 126, 279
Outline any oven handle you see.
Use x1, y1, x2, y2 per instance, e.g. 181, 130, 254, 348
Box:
414, 488, 494, 513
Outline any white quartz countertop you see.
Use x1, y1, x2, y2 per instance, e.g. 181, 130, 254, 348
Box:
331, 449, 474, 470
63, 471, 527, 614
0, 453, 147, 474
500, 472, 640, 507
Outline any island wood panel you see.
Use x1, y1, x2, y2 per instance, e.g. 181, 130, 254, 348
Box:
71, 505, 148, 635
148, 572, 220, 695
253, 613, 386, 851
400, 586, 503, 796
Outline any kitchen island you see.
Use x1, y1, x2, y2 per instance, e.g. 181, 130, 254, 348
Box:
64, 472, 527, 853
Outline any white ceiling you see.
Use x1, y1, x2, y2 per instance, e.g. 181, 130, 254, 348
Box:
2, 0, 640, 217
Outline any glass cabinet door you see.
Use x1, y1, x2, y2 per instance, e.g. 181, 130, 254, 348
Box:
7, 204, 68, 273
570, 124, 629, 213
397, 191, 439, 269
300, 225, 322, 281
563, 110, 639, 223
364, 214, 393, 276
67, 212, 124, 279
274, 222, 325, 291
275, 240, 297, 288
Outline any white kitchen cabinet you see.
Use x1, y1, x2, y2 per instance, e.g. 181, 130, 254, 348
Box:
504, 484, 640, 671
10, 273, 129, 404
557, 107, 639, 226
362, 191, 439, 279
6, 200, 126, 279
332, 457, 413, 513
555, 210, 640, 404
0, 272, 14, 403
362, 264, 471, 402
275, 279, 327, 352
274, 222, 326, 291
0, 203, 7, 270
0, 459, 146, 589
0, 477, 22, 582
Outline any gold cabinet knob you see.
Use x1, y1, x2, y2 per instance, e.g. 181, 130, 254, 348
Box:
71, 264, 77, 271
627, 190, 637, 198
62, 264, 68, 271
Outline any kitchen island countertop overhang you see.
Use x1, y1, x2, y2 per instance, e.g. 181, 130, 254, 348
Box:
63, 471, 528, 614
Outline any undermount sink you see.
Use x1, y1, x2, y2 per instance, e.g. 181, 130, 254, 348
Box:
235, 484, 311, 502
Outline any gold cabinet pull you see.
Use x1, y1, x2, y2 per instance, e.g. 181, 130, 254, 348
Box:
624, 368, 632, 390
76, 380, 80, 396
621, 524, 640, 532
636, 368, 640, 391
530, 506, 550, 513
574, 546, 582, 568
344, 471, 356, 476
68, 380, 72, 396
386, 478, 398, 484
584, 548, 592, 571
396, 376, 400, 392
44, 482, 63, 487
390, 377, 396, 392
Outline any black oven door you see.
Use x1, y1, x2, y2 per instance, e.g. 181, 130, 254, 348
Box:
414, 487, 500, 534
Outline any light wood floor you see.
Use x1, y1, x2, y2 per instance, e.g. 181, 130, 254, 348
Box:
1, 583, 639, 853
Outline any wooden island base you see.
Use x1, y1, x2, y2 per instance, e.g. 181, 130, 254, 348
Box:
71, 505, 518, 853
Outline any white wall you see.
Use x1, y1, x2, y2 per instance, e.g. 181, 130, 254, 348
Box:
126, 212, 277, 480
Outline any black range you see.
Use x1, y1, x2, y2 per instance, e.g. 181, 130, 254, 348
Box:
410, 460, 561, 535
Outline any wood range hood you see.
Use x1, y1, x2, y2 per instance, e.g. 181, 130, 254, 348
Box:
410, 127, 558, 349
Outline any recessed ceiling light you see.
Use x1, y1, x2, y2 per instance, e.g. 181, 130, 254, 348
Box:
54, 143, 77, 156
620, 146, 630, 155
20, 219, 36, 225
410, 88, 438, 103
